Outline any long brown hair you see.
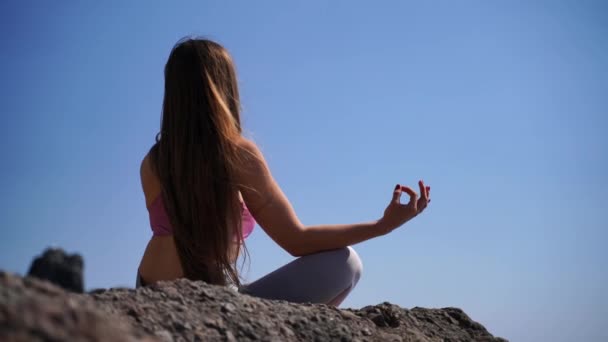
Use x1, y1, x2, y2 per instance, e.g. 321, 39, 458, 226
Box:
148, 37, 249, 287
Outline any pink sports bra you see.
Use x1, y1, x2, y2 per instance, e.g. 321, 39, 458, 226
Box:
147, 195, 255, 241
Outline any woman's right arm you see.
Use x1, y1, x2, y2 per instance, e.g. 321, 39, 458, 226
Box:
235, 138, 430, 257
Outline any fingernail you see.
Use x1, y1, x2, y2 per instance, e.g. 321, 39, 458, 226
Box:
395, 184, 400, 190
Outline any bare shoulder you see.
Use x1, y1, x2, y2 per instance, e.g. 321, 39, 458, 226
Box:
234, 137, 274, 211
236, 137, 267, 172
140, 149, 161, 205
236, 137, 263, 159
140, 152, 153, 179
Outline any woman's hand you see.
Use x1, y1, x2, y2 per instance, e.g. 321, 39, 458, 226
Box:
377, 180, 431, 234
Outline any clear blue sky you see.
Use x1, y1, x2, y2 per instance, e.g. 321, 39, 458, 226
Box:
1, 1, 606, 341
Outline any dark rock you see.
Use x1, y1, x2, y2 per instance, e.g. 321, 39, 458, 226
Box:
0, 271, 154, 341
1, 271, 508, 342
2, 248, 509, 341
26, 248, 84, 293
361, 303, 402, 328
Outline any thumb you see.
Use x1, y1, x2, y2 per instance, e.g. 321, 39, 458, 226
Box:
392, 184, 402, 203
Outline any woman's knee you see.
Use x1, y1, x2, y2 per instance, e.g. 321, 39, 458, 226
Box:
318, 246, 363, 287
344, 246, 363, 286
238, 246, 363, 304
325, 246, 362, 306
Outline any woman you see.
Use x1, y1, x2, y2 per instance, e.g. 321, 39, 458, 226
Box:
137, 37, 431, 307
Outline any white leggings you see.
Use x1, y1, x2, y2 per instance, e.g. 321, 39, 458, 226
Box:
238, 246, 363, 307
136, 246, 363, 307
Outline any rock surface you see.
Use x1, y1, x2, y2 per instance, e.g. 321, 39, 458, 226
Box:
27, 248, 84, 293
1, 271, 508, 341
0, 272, 151, 342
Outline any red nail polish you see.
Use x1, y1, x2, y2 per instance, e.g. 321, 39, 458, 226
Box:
395, 184, 400, 190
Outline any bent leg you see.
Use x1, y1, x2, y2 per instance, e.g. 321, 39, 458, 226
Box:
239, 246, 363, 307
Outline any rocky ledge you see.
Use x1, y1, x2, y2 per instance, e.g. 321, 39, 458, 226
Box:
0, 249, 507, 341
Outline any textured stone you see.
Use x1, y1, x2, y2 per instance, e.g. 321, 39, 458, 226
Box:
0, 271, 153, 342
1, 271, 508, 342
26, 248, 84, 293
1, 248, 509, 341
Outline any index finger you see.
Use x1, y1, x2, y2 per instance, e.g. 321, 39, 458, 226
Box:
400, 186, 418, 204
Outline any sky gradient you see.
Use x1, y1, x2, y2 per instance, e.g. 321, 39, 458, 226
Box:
1, 1, 606, 341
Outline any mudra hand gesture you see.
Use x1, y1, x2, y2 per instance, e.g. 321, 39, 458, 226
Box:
379, 180, 431, 233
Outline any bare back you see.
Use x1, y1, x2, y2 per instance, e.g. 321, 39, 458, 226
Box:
138, 136, 311, 284
137, 150, 245, 284
137, 153, 185, 284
